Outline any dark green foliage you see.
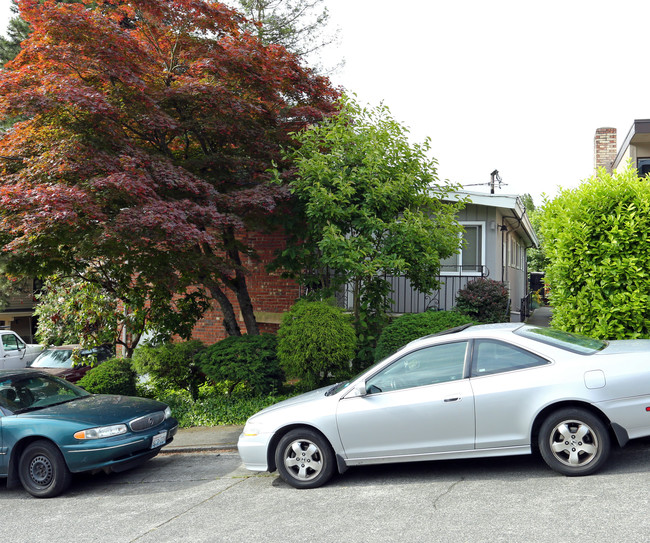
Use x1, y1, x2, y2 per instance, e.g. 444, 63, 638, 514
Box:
76, 358, 137, 396
132, 340, 206, 401
374, 311, 474, 361
196, 334, 284, 396
454, 278, 510, 323
540, 167, 650, 339
277, 299, 357, 390
157, 386, 290, 427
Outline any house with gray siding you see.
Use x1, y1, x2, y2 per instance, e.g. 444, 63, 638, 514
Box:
375, 190, 538, 321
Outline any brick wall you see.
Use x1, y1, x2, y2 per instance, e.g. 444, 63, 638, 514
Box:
191, 229, 301, 344
594, 127, 617, 173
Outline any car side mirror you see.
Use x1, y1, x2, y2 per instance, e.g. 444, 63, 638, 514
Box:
344, 382, 368, 398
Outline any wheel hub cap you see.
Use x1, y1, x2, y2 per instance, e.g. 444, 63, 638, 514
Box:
550, 420, 598, 467
284, 439, 323, 481
30, 455, 53, 486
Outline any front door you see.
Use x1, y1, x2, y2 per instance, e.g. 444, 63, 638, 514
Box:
336, 341, 475, 460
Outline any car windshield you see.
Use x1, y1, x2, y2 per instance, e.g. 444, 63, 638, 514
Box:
0, 374, 90, 414
30, 349, 74, 368
515, 327, 608, 355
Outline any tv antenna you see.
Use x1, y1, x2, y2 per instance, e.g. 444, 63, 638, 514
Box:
462, 170, 507, 193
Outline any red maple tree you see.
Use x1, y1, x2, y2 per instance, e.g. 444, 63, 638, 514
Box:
0, 0, 339, 337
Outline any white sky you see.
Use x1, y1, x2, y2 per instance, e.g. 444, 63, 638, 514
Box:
2, 0, 649, 206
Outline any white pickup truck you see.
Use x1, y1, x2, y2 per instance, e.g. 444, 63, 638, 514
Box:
0, 330, 43, 369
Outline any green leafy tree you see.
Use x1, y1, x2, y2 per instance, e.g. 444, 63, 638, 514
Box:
273, 97, 464, 367
540, 166, 650, 339
34, 274, 208, 357
521, 193, 547, 273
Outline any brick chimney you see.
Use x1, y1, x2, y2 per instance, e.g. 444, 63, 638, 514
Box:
594, 127, 617, 173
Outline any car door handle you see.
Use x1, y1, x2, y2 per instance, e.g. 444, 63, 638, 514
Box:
444, 396, 461, 403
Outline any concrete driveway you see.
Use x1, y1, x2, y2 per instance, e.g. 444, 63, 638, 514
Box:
3, 438, 650, 543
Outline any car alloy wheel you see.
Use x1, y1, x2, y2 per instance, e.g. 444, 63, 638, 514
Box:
275, 429, 335, 489
18, 440, 72, 498
539, 408, 610, 476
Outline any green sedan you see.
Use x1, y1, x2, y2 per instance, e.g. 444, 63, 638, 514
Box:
0, 368, 178, 498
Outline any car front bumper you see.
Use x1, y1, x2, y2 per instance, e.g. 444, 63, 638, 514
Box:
237, 431, 273, 472
63, 419, 178, 474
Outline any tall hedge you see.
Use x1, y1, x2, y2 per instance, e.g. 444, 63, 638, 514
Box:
540, 167, 650, 339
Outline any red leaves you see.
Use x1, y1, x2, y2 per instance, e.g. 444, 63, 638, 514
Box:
0, 0, 339, 301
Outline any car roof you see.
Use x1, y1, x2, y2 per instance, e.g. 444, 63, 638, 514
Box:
405, 322, 527, 350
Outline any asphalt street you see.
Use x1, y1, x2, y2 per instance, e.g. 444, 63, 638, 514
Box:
3, 436, 650, 543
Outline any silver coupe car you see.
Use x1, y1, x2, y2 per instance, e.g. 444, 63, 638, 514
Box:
238, 323, 650, 488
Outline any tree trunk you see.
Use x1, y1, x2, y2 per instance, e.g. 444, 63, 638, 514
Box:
223, 227, 260, 335
204, 279, 242, 337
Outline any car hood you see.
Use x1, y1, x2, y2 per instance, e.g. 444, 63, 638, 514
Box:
252, 385, 331, 417
18, 394, 168, 426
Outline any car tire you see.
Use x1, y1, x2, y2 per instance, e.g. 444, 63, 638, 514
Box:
538, 408, 610, 476
275, 429, 335, 489
18, 440, 72, 498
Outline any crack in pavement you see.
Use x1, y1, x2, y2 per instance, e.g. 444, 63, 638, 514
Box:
432, 477, 465, 510
128, 476, 253, 542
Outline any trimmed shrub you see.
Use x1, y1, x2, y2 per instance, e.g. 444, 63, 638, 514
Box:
374, 310, 474, 361
196, 334, 284, 396
540, 167, 650, 339
132, 340, 206, 400
454, 278, 509, 324
76, 358, 138, 396
277, 299, 357, 390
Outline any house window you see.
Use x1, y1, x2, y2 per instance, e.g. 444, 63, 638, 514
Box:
441, 222, 484, 275
637, 158, 650, 178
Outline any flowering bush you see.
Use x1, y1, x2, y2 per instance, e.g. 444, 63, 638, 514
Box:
455, 278, 509, 323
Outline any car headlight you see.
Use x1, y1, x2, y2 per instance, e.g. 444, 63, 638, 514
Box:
243, 420, 263, 437
74, 424, 128, 440
164, 406, 172, 419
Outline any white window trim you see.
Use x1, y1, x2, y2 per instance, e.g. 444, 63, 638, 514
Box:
441, 221, 486, 277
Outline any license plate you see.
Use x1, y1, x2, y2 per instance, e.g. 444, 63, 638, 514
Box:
151, 430, 167, 449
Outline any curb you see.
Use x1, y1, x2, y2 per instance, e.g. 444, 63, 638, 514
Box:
161, 445, 238, 454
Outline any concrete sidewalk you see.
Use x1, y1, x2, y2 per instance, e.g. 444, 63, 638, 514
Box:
526, 306, 552, 327
162, 424, 243, 454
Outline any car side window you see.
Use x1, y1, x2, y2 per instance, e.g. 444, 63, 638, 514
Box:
2, 334, 20, 351
471, 339, 548, 377
366, 341, 468, 394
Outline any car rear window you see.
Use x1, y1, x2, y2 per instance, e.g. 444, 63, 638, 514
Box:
515, 327, 607, 355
